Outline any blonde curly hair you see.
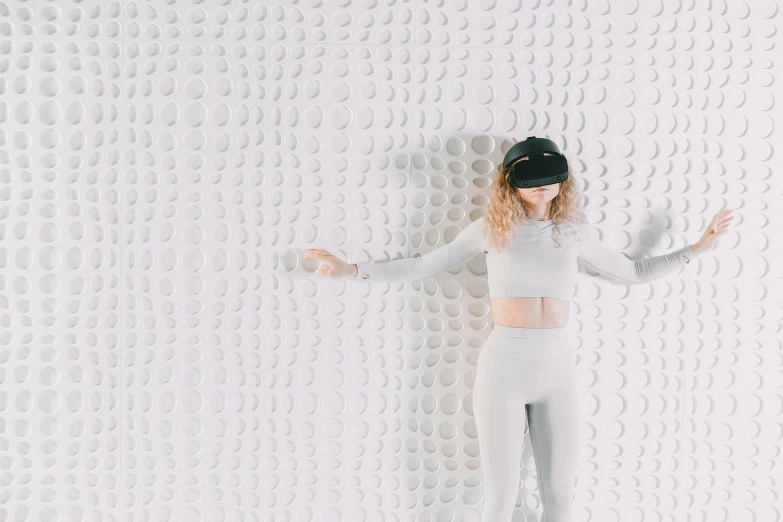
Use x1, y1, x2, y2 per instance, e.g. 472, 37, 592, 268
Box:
483, 149, 588, 251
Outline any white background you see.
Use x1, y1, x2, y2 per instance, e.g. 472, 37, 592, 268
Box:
1, 1, 781, 521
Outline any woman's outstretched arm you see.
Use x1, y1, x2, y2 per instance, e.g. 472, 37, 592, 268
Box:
353, 217, 487, 282
575, 223, 698, 284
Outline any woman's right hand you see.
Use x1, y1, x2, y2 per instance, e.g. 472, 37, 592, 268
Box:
305, 249, 358, 278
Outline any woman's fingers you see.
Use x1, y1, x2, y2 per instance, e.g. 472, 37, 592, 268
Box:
707, 211, 734, 233
715, 210, 734, 226
711, 213, 734, 234
305, 249, 333, 260
306, 249, 342, 277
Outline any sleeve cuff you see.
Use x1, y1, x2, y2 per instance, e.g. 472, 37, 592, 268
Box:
353, 262, 375, 280
681, 244, 697, 264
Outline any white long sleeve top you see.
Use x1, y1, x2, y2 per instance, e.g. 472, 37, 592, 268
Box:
353, 217, 697, 301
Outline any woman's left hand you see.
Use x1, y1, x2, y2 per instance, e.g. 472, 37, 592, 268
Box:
692, 210, 734, 255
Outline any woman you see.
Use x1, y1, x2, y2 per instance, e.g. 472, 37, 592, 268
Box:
305, 136, 733, 522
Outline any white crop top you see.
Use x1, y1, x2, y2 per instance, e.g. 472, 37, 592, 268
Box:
352, 217, 697, 301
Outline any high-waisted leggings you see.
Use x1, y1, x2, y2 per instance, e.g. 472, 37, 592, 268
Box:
474, 324, 580, 522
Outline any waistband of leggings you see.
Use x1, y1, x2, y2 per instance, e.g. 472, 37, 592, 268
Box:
488, 325, 573, 360
492, 324, 569, 340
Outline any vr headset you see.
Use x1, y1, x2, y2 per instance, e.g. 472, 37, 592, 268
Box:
502, 136, 569, 189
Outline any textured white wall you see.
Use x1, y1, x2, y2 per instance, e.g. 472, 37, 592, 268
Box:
1, 1, 781, 521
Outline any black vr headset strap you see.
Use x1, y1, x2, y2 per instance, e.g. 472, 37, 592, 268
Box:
503, 136, 562, 169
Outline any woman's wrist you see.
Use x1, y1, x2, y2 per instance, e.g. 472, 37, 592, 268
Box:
690, 242, 706, 256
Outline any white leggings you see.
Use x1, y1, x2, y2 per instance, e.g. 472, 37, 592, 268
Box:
474, 325, 580, 522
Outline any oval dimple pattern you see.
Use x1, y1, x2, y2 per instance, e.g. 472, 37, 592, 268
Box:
0, 2, 779, 522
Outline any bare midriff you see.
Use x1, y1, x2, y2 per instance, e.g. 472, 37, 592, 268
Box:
490, 297, 570, 328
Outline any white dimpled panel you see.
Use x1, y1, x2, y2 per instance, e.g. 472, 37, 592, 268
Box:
1, 3, 780, 522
